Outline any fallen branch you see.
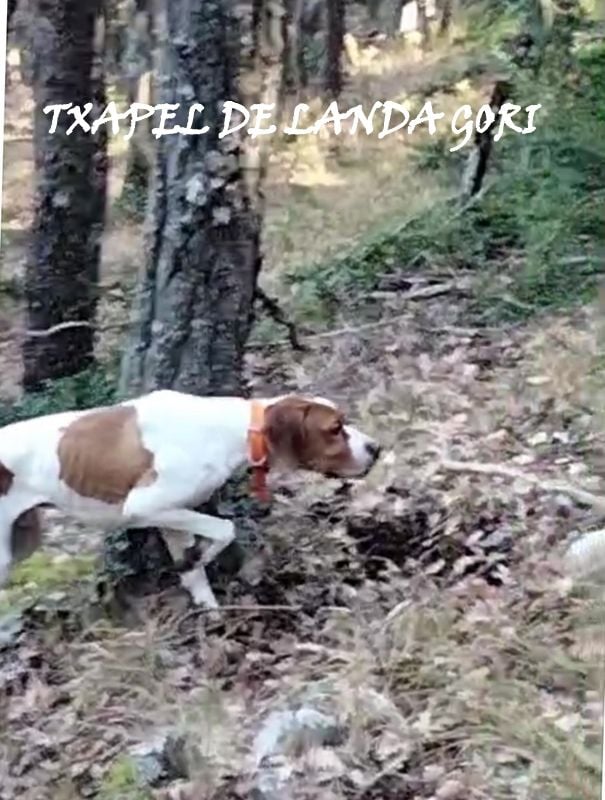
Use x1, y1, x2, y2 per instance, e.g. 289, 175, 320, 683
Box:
440, 457, 605, 514
254, 286, 308, 351
25, 320, 95, 338
369, 278, 468, 301
22, 319, 130, 340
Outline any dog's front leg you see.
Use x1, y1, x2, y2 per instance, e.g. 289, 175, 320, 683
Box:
131, 510, 234, 608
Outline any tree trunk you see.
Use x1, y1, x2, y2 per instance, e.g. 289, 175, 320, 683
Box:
7, 0, 18, 31
438, 0, 453, 37
417, 0, 431, 47
117, 1, 154, 217
120, 0, 261, 399
23, 0, 107, 391
107, 0, 263, 607
324, 0, 345, 97
252, 0, 264, 65
461, 81, 509, 201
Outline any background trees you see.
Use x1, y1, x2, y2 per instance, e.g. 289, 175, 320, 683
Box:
22, 0, 107, 390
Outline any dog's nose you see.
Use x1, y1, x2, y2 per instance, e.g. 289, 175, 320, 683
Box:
365, 441, 381, 461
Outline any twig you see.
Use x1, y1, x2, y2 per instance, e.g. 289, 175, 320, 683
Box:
198, 603, 304, 614
440, 457, 605, 514
371, 278, 467, 302
248, 280, 467, 348
357, 752, 412, 795
254, 287, 308, 351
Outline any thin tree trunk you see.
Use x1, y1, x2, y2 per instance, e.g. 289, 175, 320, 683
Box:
324, 0, 345, 97
417, 0, 431, 47
461, 81, 509, 201
252, 0, 264, 65
23, 0, 107, 390
438, 0, 453, 37
120, 0, 261, 399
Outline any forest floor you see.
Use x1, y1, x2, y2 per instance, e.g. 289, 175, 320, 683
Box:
1, 8, 605, 800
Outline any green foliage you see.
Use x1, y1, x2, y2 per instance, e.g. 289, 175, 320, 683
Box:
98, 756, 153, 800
0, 367, 118, 429
477, 38, 605, 319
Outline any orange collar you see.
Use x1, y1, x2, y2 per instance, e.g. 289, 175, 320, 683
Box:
248, 400, 270, 503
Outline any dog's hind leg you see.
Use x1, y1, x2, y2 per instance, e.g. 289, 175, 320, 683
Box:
11, 508, 43, 564
0, 505, 14, 589
0, 498, 45, 589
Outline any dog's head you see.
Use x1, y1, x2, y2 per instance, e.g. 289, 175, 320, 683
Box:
263, 395, 380, 478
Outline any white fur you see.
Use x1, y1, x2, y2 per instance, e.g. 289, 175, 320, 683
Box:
0, 390, 379, 608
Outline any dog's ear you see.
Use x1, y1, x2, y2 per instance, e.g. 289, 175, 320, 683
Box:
263, 397, 311, 465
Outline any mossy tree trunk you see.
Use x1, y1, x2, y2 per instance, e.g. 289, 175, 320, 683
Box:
23, 0, 107, 390
120, 0, 261, 398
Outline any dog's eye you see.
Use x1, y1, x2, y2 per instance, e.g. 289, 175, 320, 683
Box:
329, 421, 344, 435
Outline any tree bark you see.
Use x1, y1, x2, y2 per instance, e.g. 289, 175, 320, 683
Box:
120, 0, 261, 399
324, 0, 345, 98
23, 0, 107, 390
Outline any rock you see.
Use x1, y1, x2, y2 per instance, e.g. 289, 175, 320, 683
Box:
253, 708, 344, 766
564, 529, 605, 581
251, 707, 345, 799
435, 778, 465, 799
129, 731, 189, 787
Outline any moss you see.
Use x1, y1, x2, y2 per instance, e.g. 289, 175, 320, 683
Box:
0, 552, 97, 613
98, 756, 153, 800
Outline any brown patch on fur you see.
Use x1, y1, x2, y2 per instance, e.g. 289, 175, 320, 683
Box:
0, 461, 14, 495
57, 405, 156, 505
264, 397, 356, 476
11, 507, 43, 563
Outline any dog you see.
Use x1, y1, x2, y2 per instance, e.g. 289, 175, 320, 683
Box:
0, 390, 380, 608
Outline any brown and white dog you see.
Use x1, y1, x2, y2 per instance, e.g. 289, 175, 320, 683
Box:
0, 390, 380, 608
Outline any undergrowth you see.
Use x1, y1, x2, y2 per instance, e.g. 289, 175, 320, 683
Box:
0, 367, 117, 428
286, 8, 605, 323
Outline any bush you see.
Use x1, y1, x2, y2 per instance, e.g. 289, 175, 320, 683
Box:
0, 367, 118, 429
